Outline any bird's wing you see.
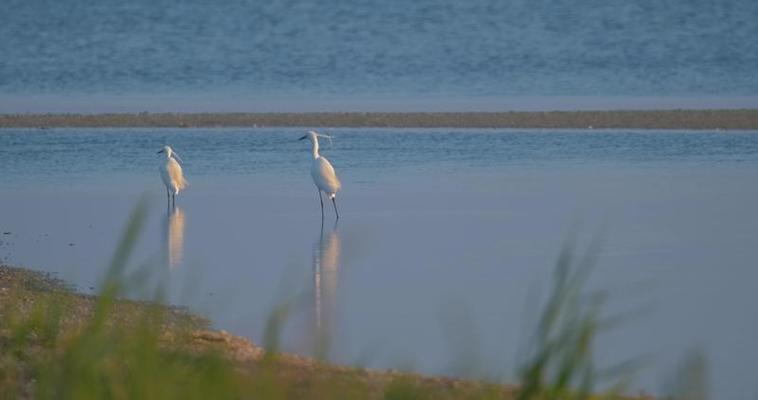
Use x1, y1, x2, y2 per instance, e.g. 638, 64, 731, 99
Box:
159, 164, 171, 187
312, 157, 341, 193
167, 158, 189, 190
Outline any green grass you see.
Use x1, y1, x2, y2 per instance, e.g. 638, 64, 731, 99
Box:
0, 202, 662, 399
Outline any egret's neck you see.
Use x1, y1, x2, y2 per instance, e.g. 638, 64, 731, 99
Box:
311, 138, 320, 159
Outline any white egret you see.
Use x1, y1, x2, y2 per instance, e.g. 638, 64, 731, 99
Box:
299, 131, 341, 219
157, 145, 188, 207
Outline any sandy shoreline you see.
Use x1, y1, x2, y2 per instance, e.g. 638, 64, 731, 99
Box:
2, 109, 758, 129
0, 264, 523, 399
1, 264, 656, 399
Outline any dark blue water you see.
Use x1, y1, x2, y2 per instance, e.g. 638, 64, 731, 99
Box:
1, 0, 757, 112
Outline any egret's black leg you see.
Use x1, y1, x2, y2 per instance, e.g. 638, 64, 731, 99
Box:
331, 197, 339, 220
318, 190, 324, 220
172, 193, 176, 208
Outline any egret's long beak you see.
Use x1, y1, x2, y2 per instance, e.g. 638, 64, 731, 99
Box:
157, 150, 164, 154
298, 135, 308, 141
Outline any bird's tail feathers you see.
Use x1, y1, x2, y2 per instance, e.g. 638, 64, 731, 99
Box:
178, 177, 189, 191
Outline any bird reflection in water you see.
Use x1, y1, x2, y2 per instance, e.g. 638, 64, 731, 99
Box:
312, 220, 341, 360
165, 206, 186, 269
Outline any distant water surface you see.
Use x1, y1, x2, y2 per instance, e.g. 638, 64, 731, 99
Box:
1, 128, 758, 399
1, 0, 757, 111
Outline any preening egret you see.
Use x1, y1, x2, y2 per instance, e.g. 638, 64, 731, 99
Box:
158, 145, 188, 207
299, 131, 341, 220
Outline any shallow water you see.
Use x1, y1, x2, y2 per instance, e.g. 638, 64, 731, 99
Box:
2, 0, 758, 111
1, 128, 758, 398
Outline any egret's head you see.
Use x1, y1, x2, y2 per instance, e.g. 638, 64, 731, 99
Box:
298, 131, 332, 145
158, 146, 182, 162
298, 131, 319, 142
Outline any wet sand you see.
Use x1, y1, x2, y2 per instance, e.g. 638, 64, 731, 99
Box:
2, 109, 758, 129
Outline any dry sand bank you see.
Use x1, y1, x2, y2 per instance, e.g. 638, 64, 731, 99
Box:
2, 109, 758, 129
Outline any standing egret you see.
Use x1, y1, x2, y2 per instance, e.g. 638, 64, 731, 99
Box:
157, 145, 188, 207
299, 131, 341, 220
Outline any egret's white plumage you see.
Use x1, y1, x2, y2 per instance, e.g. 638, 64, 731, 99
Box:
311, 157, 341, 198
158, 145, 188, 206
300, 131, 341, 219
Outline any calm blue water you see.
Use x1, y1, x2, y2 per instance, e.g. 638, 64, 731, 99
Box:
1, 128, 758, 398
1, 0, 757, 111
2, 128, 758, 183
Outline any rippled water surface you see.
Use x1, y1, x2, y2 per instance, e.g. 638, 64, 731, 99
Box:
1, 0, 757, 111
1, 128, 758, 398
